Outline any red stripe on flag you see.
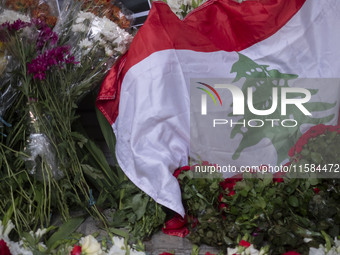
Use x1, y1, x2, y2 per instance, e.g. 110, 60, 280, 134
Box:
97, 0, 306, 124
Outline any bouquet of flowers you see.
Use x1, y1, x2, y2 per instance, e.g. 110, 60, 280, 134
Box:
2, 0, 59, 27
0, 218, 146, 255
0, 0, 133, 235
74, 0, 132, 29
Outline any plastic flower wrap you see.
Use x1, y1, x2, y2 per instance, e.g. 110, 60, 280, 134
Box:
0, 16, 67, 179
56, 0, 133, 60
0, 9, 28, 136
75, 0, 133, 29
25, 99, 64, 180
2, 0, 59, 27
72, 10, 133, 57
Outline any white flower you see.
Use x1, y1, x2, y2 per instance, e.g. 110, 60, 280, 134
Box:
35, 228, 47, 239
182, 0, 192, 5
247, 245, 261, 255
76, 11, 96, 22
107, 236, 126, 255
309, 238, 340, 255
71, 10, 133, 57
105, 47, 114, 57
304, 238, 313, 243
101, 30, 118, 42
0, 220, 15, 238
80, 235, 103, 255
72, 23, 87, 33
112, 236, 125, 249
227, 247, 239, 255
309, 247, 326, 255
0, 9, 30, 25
79, 38, 94, 49
227, 244, 264, 255
167, 0, 182, 15
6, 240, 33, 255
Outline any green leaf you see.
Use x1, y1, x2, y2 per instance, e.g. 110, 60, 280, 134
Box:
46, 218, 84, 250
257, 197, 267, 209
262, 174, 273, 187
95, 107, 116, 159
288, 196, 299, 207
131, 194, 148, 220
191, 244, 200, 255
321, 230, 332, 252
21, 231, 36, 246
85, 138, 118, 186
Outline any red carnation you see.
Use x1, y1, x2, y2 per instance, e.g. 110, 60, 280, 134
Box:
71, 245, 82, 255
173, 166, 191, 178
159, 252, 174, 255
314, 187, 320, 194
220, 177, 242, 191
239, 239, 251, 248
283, 252, 300, 255
273, 171, 284, 183
273, 163, 288, 183
0, 240, 12, 255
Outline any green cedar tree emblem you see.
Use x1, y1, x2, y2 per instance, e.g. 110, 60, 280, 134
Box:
229, 53, 336, 164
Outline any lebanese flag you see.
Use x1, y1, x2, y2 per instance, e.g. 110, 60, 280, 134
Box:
97, 0, 340, 216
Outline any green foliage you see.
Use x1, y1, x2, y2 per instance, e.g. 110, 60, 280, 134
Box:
0, 15, 113, 237
178, 170, 340, 254
95, 110, 166, 243
290, 130, 340, 175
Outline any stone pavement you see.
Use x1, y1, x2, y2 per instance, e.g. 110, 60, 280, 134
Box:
76, 216, 221, 255
144, 232, 220, 255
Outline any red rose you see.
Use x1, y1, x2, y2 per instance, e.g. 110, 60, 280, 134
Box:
0, 240, 12, 255
288, 145, 296, 157
229, 190, 235, 196
314, 187, 320, 194
273, 171, 286, 183
220, 178, 242, 191
218, 203, 227, 211
205, 252, 215, 255
307, 124, 326, 138
173, 166, 191, 178
71, 245, 82, 255
239, 239, 251, 248
283, 252, 300, 255
295, 140, 305, 153
159, 252, 174, 255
